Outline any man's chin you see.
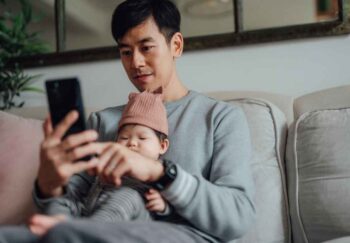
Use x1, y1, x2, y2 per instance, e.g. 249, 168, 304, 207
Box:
135, 85, 161, 93
135, 86, 144, 92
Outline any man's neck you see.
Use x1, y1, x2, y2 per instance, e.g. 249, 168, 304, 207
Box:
162, 80, 188, 102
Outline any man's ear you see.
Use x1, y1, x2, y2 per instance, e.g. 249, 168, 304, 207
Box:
171, 32, 184, 58
159, 138, 170, 155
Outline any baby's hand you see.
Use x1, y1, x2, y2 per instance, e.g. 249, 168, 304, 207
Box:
145, 188, 166, 213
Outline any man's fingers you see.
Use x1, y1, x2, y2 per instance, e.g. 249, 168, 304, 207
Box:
43, 116, 53, 137
47, 157, 98, 184
63, 157, 99, 175
101, 156, 121, 183
103, 160, 118, 177
63, 139, 102, 162
96, 144, 120, 173
61, 130, 98, 152
111, 161, 130, 186
51, 110, 79, 139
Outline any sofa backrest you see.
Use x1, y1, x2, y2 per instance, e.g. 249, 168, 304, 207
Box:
208, 92, 293, 243
8, 107, 99, 121
286, 85, 350, 243
207, 90, 294, 125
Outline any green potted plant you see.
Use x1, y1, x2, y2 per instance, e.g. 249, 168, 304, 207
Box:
0, 0, 49, 110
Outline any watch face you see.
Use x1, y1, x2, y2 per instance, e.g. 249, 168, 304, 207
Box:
169, 166, 177, 177
152, 160, 177, 191
166, 163, 177, 179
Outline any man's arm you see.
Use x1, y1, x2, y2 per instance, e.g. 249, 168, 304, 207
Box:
161, 106, 255, 241
33, 172, 95, 217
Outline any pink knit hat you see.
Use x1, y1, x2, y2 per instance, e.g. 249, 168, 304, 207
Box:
118, 91, 168, 136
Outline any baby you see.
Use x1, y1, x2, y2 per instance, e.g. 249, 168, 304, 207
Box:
86, 91, 171, 222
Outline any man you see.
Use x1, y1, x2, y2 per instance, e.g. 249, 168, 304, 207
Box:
0, 0, 255, 242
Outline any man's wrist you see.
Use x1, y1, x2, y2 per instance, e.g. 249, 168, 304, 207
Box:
151, 160, 177, 191
152, 160, 165, 181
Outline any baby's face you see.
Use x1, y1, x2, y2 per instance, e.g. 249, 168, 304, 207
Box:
117, 124, 168, 160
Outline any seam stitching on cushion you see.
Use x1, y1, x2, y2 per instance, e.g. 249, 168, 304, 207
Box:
294, 112, 311, 243
266, 100, 292, 243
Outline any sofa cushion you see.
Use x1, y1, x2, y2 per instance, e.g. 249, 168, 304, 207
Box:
223, 98, 290, 243
0, 111, 43, 224
286, 108, 350, 243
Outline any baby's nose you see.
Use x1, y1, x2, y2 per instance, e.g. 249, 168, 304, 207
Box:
127, 138, 137, 147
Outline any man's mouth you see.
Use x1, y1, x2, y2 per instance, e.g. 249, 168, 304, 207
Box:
133, 73, 153, 82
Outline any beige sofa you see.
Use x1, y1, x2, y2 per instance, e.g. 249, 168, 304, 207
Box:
1, 85, 349, 243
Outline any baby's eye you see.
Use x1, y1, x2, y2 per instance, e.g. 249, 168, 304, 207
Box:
139, 137, 148, 140
119, 137, 128, 140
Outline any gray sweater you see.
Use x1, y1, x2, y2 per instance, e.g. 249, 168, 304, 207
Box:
34, 90, 255, 242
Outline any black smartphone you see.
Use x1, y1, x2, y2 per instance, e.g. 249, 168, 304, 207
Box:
45, 77, 87, 138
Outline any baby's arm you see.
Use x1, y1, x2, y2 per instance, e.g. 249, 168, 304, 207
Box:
144, 188, 171, 215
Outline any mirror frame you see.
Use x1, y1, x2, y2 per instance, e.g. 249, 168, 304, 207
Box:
7, 0, 350, 68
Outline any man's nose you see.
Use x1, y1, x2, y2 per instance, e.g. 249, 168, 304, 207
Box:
131, 50, 145, 68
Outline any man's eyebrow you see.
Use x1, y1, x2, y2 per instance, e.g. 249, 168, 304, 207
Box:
138, 37, 156, 44
118, 37, 156, 48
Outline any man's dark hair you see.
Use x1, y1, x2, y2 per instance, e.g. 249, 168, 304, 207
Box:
111, 0, 181, 44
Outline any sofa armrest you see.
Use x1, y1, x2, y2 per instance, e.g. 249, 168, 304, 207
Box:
0, 111, 44, 224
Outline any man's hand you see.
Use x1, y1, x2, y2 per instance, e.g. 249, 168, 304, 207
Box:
37, 111, 100, 197
28, 214, 67, 236
145, 188, 167, 213
95, 143, 164, 186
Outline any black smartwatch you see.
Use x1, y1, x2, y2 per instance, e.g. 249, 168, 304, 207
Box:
152, 159, 177, 191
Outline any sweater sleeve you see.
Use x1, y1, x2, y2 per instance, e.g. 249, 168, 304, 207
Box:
32, 172, 95, 218
162, 106, 256, 242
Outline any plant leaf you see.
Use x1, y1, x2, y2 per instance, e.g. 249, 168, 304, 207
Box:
21, 86, 43, 93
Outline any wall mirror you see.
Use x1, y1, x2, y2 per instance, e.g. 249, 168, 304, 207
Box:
2, 0, 349, 68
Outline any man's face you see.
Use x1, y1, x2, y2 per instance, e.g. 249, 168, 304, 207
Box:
118, 17, 178, 92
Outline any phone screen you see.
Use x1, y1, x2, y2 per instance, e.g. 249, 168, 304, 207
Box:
45, 78, 86, 137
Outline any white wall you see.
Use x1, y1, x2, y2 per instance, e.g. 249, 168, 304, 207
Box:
23, 34, 350, 109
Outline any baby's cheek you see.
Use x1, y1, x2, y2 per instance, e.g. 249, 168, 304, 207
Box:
117, 140, 127, 146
